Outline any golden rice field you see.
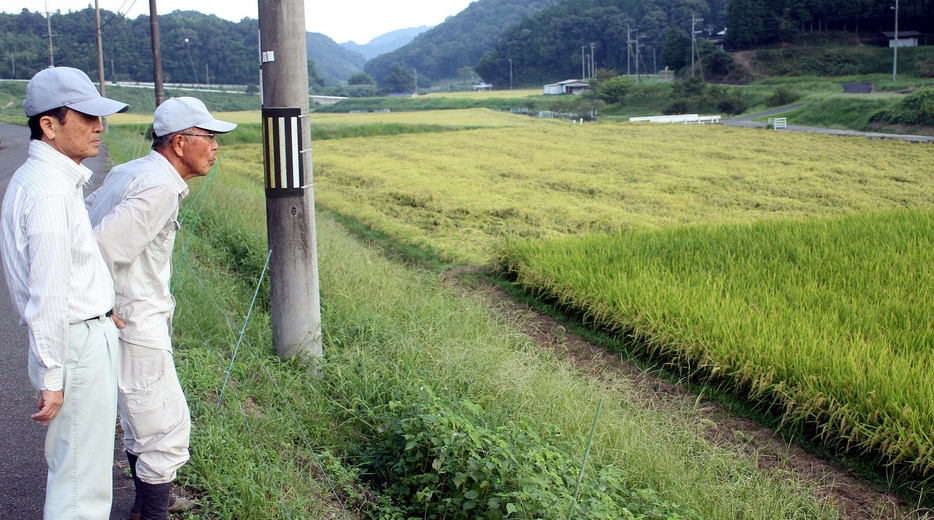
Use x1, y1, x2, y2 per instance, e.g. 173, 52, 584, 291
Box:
303, 119, 934, 264
147, 108, 934, 494
109, 107, 563, 130
499, 209, 934, 480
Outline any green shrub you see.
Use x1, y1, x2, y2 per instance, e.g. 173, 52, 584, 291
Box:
594, 75, 636, 105
765, 86, 800, 107
358, 384, 698, 520
917, 57, 934, 79
869, 88, 934, 127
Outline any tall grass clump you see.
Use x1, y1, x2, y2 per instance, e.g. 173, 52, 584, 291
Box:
497, 209, 934, 497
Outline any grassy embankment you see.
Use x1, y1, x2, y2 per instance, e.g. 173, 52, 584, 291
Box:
100, 114, 853, 518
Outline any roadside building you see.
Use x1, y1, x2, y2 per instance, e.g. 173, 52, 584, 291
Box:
881, 31, 924, 47
543, 79, 590, 95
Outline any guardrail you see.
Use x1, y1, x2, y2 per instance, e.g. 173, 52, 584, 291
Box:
768, 117, 787, 129
629, 114, 720, 124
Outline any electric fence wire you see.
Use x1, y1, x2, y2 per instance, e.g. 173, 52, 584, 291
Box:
177, 256, 347, 517
171, 160, 351, 518
177, 290, 296, 520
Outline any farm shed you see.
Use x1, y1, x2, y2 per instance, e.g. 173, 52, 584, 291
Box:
881, 31, 924, 47
544, 79, 590, 95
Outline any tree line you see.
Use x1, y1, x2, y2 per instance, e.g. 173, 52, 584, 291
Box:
725, 0, 934, 48
475, 0, 729, 88
0, 8, 258, 85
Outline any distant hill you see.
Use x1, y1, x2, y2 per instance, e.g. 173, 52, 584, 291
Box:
0, 8, 367, 87
341, 26, 432, 61
477, 0, 729, 86
306, 32, 367, 85
364, 0, 564, 88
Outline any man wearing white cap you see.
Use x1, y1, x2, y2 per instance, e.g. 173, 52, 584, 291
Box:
0, 66, 128, 519
86, 97, 236, 520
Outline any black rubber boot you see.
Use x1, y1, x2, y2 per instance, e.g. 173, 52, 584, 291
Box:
137, 480, 172, 520
127, 452, 142, 520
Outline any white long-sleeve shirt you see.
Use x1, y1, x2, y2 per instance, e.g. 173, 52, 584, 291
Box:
1, 140, 115, 392
86, 150, 189, 350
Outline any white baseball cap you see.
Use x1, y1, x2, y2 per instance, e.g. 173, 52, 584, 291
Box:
24, 66, 129, 117
153, 97, 237, 137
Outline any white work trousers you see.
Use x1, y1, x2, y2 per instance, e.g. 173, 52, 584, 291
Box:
117, 341, 191, 484
44, 317, 119, 520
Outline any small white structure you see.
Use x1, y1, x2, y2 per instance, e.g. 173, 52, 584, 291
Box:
310, 95, 346, 105
881, 31, 923, 47
544, 79, 590, 95
629, 114, 720, 124
472, 83, 493, 91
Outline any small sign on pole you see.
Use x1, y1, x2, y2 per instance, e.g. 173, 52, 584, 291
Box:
262, 107, 305, 194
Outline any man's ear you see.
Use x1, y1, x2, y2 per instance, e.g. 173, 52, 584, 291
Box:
172, 134, 187, 156
38, 115, 58, 140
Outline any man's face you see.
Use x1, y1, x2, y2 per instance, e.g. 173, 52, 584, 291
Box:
177, 128, 219, 180
44, 109, 104, 164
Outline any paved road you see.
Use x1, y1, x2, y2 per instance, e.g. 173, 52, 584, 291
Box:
0, 121, 134, 520
722, 104, 934, 143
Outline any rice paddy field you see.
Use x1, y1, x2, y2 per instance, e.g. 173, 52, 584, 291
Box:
107, 107, 934, 500
292, 110, 934, 492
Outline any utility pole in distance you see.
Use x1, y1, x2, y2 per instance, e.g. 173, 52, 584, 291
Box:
258, 0, 322, 364
149, 0, 165, 106
94, 0, 107, 131
892, 0, 899, 82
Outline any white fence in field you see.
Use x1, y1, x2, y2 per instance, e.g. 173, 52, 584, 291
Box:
768, 117, 787, 129
629, 114, 721, 124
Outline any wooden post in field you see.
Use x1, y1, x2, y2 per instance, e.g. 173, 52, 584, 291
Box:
258, 0, 323, 365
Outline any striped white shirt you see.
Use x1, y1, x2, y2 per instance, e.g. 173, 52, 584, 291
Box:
0, 140, 115, 392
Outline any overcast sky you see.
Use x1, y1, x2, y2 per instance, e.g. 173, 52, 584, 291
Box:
0, 0, 475, 44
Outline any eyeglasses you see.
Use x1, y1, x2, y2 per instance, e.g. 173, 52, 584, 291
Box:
180, 132, 217, 142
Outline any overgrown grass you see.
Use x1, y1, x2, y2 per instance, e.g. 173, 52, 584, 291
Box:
496, 210, 934, 496
101, 124, 848, 518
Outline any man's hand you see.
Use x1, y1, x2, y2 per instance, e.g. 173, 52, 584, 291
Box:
112, 314, 126, 329
31, 390, 64, 426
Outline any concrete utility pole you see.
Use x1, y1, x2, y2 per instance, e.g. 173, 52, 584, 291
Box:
45, 5, 54, 66
508, 58, 513, 89
692, 13, 704, 77
95, 0, 107, 131
589, 42, 595, 78
892, 0, 899, 82
258, 0, 322, 364
149, 0, 165, 107
581, 46, 585, 79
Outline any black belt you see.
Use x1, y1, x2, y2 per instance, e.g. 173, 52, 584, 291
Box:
84, 310, 114, 322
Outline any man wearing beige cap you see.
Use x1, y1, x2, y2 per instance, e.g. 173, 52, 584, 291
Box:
0, 66, 128, 519
87, 97, 236, 520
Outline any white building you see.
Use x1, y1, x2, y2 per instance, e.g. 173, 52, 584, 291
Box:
881, 31, 923, 47
544, 79, 590, 95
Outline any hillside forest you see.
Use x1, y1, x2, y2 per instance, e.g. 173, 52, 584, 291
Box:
0, 0, 933, 92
